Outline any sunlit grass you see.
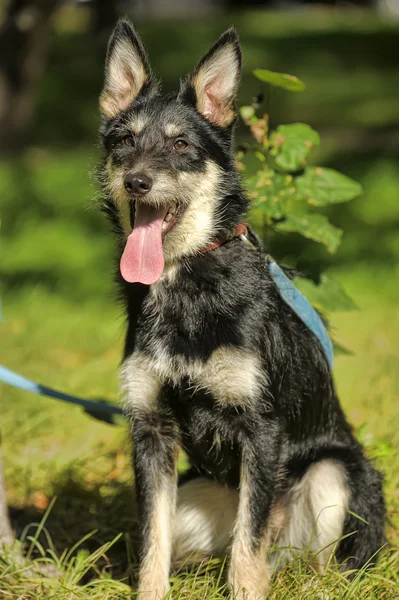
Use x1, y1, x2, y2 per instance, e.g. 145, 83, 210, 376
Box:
0, 263, 398, 598
0, 530, 398, 599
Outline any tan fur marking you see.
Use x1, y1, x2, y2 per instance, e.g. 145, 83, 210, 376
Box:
135, 339, 267, 409
270, 459, 349, 571
199, 346, 267, 408
306, 459, 350, 567
138, 477, 177, 599
164, 123, 182, 137
105, 159, 224, 256
173, 478, 238, 562
129, 114, 148, 135
121, 352, 162, 415
229, 469, 271, 600
163, 161, 223, 262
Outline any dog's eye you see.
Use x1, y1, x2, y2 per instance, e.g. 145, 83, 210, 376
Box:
123, 135, 135, 147
174, 139, 188, 151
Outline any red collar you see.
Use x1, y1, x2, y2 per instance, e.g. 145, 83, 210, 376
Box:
200, 223, 248, 254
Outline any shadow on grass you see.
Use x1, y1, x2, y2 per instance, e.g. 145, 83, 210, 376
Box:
9, 474, 140, 585
8, 472, 224, 589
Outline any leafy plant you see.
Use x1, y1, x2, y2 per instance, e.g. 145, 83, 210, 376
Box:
239, 69, 362, 351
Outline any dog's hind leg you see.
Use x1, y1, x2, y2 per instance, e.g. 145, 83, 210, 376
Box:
172, 477, 238, 563
336, 457, 385, 571
269, 459, 350, 571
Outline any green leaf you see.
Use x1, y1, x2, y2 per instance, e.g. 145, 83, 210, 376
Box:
296, 167, 362, 206
275, 214, 343, 253
253, 69, 306, 92
246, 171, 298, 220
254, 151, 266, 163
270, 123, 320, 172
294, 275, 358, 312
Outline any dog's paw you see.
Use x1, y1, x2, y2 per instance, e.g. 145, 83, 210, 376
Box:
229, 584, 267, 600
137, 582, 171, 600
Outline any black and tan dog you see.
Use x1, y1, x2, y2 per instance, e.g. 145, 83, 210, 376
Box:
98, 18, 385, 599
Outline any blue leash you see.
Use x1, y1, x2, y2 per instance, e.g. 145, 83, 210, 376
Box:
0, 365, 124, 424
0, 263, 332, 422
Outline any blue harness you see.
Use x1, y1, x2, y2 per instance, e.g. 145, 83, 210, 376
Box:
268, 261, 333, 368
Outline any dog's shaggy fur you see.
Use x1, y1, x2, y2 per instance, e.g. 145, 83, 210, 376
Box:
98, 18, 385, 599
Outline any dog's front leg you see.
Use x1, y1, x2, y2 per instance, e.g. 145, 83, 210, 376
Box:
122, 354, 179, 598
228, 424, 281, 600
132, 405, 179, 600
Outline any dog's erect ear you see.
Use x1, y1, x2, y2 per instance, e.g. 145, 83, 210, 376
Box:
185, 28, 242, 127
100, 18, 152, 119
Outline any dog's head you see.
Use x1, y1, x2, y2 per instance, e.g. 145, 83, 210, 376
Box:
99, 18, 248, 285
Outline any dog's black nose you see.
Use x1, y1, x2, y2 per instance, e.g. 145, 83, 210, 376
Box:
124, 172, 153, 195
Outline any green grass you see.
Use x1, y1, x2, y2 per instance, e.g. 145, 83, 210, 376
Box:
1, 262, 398, 598
1, 238, 398, 598
1, 7, 399, 598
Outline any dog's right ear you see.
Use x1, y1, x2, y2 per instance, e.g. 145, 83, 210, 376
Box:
100, 18, 152, 119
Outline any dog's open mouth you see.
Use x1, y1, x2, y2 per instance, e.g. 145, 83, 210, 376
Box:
161, 201, 179, 236
120, 200, 182, 285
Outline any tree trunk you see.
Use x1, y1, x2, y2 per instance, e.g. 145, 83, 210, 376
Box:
0, 447, 13, 548
0, 0, 60, 154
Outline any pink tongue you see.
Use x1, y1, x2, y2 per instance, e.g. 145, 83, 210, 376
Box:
120, 203, 168, 285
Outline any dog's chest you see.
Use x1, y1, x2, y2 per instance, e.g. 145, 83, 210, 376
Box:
123, 277, 268, 412
121, 270, 269, 483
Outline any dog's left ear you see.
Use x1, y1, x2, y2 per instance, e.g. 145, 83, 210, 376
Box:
100, 17, 153, 119
182, 28, 242, 128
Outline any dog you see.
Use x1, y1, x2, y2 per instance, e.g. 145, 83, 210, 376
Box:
98, 18, 386, 599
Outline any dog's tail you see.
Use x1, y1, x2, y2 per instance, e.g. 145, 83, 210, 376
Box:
172, 477, 238, 562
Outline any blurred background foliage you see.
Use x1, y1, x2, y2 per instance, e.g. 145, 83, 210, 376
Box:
0, 0, 398, 304
0, 0, 398, 584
